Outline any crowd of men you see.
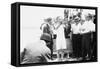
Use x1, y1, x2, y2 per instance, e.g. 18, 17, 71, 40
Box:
20, 8, 97, 64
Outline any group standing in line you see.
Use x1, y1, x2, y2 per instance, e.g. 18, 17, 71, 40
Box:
40, 8, 96, 61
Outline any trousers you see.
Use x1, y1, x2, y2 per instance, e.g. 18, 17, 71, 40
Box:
81, 33, 92, 58
72, 34, 82, 58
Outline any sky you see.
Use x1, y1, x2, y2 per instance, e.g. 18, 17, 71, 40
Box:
20, 5, 66, 52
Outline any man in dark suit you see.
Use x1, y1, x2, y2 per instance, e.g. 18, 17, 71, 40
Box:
40, 18, 54, 59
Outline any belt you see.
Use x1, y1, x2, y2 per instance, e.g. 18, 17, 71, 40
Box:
80, 32, 91, 35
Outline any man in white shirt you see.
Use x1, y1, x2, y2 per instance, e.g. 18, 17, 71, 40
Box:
71, 22, 82, 59
71, 12, 82, 59
80, 13, 95, 60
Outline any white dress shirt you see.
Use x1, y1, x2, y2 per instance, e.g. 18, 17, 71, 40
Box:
80, 20, 95, 34
71, 23, 81, 34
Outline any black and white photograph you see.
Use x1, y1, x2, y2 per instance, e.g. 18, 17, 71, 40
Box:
11, 2, 97, 66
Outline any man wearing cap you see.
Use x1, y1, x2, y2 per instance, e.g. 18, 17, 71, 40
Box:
20, 33, 52, 64
40, 17, 54, 59
80, 13, 95, 60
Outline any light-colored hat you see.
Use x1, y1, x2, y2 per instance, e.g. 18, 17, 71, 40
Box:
81, 9, 95, 20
